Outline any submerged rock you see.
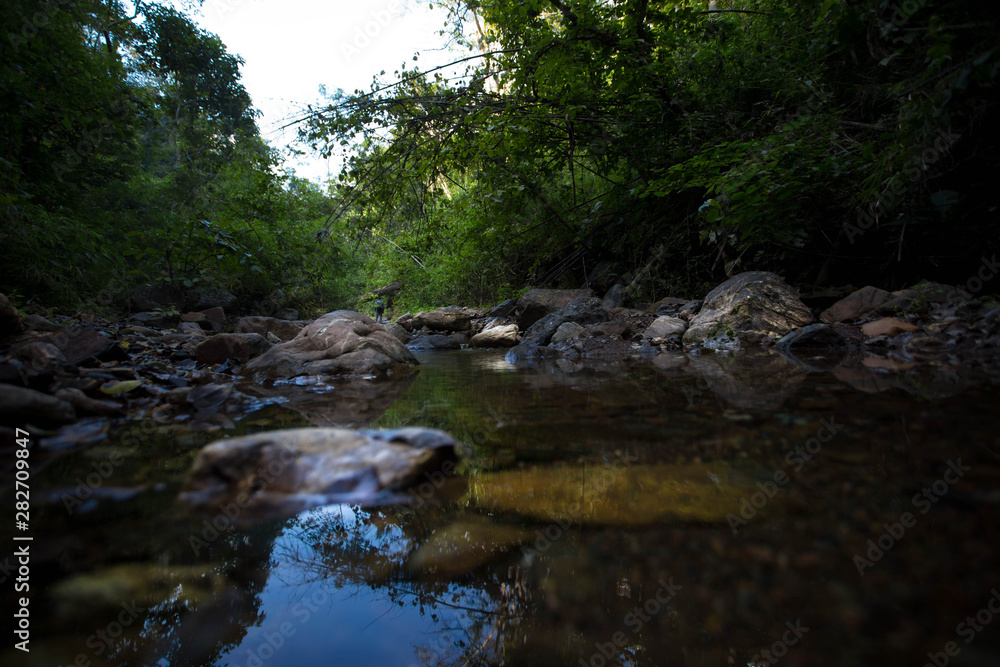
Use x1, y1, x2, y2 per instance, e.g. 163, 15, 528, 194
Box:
469, 461, 761, 526
682, 271, 814, 348
407, 517, 530, 577
181, 427, 458, 516
243, 310, 418, 379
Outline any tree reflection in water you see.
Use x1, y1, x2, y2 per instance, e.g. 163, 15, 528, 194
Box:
273, 504, 530, 666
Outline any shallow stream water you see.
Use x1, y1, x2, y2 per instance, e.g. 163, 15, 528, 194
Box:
5, 348, 1000, 666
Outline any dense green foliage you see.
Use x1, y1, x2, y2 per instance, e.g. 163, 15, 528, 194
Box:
1, 0, 360, 313
302, 0, 999, 308
3, 1, 997, 316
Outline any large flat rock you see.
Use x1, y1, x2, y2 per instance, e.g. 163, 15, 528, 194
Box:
243, 310, 418, 379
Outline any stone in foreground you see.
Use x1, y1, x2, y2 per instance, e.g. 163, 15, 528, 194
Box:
181, 427, 459, 517
243, 310, 418, 379
682, 271, 814, 348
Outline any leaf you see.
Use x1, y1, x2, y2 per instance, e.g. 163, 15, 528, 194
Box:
100, 380, 142, 396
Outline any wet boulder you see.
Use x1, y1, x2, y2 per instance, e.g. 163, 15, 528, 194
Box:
471, 323, 520, 348
180, 427, 458, 516
515, 288, 594, 329
683, 271, 814, 348
381, 321, 411, 344
243, 310, 418, 379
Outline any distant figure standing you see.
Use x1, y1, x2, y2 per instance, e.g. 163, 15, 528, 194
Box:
374, 298, 385, 323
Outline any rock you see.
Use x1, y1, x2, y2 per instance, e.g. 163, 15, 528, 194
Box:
550, 322, 585, 343
485, 298, 518, 318
128, 284, 183, 311
861, 317, 919, 338
34, 327, 118, 365
14, 341, 69, 372
601, 284, 626, 310
274, 307, 299, 320
580, 321, 630, 339
185, 286, 237, 312
776, 323, 848, 350
519, 296, 610, 347
682, 271, 814, 348
406, 334, 461, 350
179, 322, 204, 335
20, 314, 62, 332
200, 306, 227, 332
266, 331, 281, 344
469, 461, 763, 526
180, 427, 458, 516
653, 297, 690, 316
51, 563, 229, 619
515, 288, 594, 329
381, 321, 411, 344
0, 293, 21, 337
644, 316, 687, 339
396, 313, 415, 330
504, 344, 560, 365
407, 517, 530, 577
876, 282, 969, 316
187, 383, 235, 412
195, 333, 272, 365
411, 307, 479, 332
233, 316, 303, 341
471, 323, 520, 348
243, 311, 418, 379
130, 311, 180, 328
54, 387, 124, 416
0, 384, 76, 426
820, 286, 894, 323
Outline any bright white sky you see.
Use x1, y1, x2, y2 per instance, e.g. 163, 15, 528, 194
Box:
190, 0, 459, 183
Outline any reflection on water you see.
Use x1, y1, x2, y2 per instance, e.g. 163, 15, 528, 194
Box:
5, 348, 1000, 666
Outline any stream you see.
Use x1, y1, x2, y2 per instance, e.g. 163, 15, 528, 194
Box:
4, 348, 1000, 666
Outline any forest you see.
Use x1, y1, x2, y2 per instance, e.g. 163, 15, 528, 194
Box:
2, 0, 997, 316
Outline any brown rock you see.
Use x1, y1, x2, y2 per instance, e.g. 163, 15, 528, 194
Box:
861, 317, 919, 338
820, 286, 894, 323
644, 316, 687, 339
233, 316, 303, 341
195, 333, 272, 365
0, 384, 76, 426
515, 288, 594, 329
14, 341, 68, 372
242, 310, 418, 379
411, 307, 479, 332
200, 306, 227, 332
